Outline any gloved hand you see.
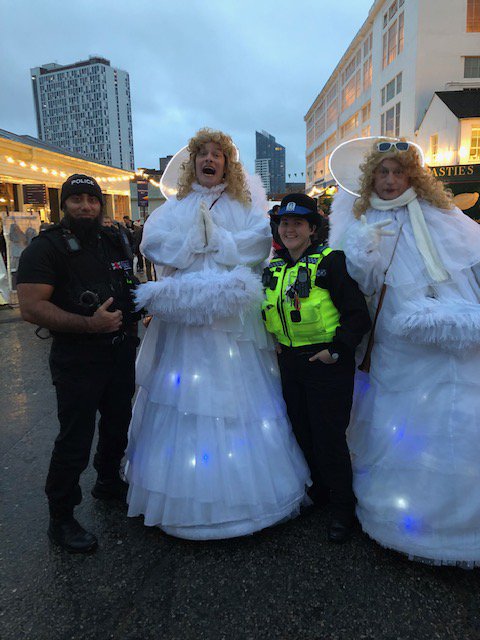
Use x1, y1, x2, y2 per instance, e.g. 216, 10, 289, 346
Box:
200, 201, 215, 248
189, 201, 218, 254
359, 214, 395, 251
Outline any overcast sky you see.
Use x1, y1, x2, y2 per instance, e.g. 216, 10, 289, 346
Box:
1, 0, 373, 175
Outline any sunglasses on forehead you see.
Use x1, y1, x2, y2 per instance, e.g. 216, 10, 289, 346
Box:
377, 141, 410, 152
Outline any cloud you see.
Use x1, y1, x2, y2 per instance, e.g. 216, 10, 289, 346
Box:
1, 0, 373, 174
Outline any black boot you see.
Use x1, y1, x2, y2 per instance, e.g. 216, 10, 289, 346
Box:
48, 516, 98, 553
91, 476, 128, 502
327, 512, 355, 544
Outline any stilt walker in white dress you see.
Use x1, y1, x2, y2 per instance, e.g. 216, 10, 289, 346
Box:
329, 137, 480, 566
125, 128, 310, 540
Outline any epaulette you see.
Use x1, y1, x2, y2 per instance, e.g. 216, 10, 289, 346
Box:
30, 223, 62, 243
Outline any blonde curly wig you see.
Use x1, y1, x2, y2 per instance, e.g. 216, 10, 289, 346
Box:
353, 139, 454, 218
176, 128, 251, 206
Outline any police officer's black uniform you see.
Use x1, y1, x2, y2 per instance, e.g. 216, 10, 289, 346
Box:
263, 194, 371, 542
17, 218, 141, 524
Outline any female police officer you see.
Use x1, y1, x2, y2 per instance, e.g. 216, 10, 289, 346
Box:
262, 194, 371, 542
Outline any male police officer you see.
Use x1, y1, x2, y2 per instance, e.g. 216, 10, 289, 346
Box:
17, 174, 140, 553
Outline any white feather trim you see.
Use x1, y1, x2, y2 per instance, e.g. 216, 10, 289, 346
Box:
328, 188, 358, 249
134, 265, 264, 326
390, 300, 480, 351
245, 173, 268, 212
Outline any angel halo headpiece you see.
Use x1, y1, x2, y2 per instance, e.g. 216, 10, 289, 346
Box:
328, 136, 425, 197
160, 143, 240, 199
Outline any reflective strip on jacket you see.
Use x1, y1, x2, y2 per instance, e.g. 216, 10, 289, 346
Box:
261, 247, 341, 347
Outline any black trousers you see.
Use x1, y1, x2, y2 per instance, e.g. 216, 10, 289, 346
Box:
135, 250, 144, 271
145, 259, 156, 282
46, 336, 137, 518
278, 346, 355, 521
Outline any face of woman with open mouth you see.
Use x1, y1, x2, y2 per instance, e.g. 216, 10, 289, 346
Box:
195, 142, 226, 188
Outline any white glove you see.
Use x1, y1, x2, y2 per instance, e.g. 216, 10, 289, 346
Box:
200, 200, 215, 247
189, 201, 218, 254
360, 214, 395, 252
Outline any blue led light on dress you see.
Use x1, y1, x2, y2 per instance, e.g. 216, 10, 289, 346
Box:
170, 372, 181, 385
391, 421, 405, 443
402, 515, 420, 533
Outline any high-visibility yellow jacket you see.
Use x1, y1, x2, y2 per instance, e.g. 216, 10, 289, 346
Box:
261, 247, 341, 347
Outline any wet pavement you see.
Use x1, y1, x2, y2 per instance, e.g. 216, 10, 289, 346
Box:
1, 305, 480, 640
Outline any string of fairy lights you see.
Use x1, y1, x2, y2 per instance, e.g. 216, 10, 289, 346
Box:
134, 169, 161, 189
4, 155, 134, 185
4, 150, 166, 191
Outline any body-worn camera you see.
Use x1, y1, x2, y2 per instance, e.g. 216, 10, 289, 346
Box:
79, 290, 100, 310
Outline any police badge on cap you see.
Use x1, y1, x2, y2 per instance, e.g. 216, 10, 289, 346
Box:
60, 174, 104, 209
270, 193, 323, 227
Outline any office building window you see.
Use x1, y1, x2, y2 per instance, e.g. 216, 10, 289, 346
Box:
381, 73, 402, 106
342, 71, 361, 111
363, 56, 372, 91
314, 102, 325, 139
465, 56, 480, 77
307, 116, 315, 147
326, 85, 338, 127
396, 72, 402, 93
363, 33, 372, 57
389, 0, 398, 20
470, 128, 480, 159
342, 52, 360, 84
430, 134, 439, 160
388, 22, 397, 65
362, 102, 371, 123
398, 12, 404, 53
467, 0, 480, 31
381, 102, 401, 137
383, 13, 404, 67
326, 132, 337, 150
340, 113, 359, 139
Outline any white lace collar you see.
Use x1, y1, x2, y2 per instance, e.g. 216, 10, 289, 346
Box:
190, 182, 227, 196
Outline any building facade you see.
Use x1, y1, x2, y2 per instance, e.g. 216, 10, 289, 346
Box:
255, 130, 285, 196
31, 57, 135, 171
304, 0, 480, 194
416, 88, 480, 219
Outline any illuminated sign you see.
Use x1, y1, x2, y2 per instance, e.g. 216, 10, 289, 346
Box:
429, 164, 480, 182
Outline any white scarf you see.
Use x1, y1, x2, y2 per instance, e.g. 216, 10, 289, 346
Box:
370, 187, 449, 283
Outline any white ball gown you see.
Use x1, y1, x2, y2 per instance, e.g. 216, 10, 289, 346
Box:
331, 190, 480, 566
125, 181, 310, 540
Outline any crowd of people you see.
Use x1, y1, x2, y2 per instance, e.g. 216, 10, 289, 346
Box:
15, 128, 480, 568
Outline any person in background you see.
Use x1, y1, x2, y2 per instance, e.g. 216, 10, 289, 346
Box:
0, 219, 6, 266
122, 215, 133, 230
132, 221, 144, 273
102, 215, 115, 227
